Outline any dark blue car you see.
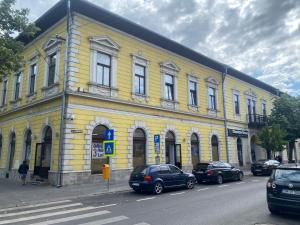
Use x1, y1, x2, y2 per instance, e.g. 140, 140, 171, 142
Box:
129, 164, 195, 194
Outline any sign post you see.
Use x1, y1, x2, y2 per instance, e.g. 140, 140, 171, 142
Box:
154, 134, 160, 164
103, 129, 115, 191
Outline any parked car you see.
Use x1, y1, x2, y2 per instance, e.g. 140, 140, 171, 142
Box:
267, 165, 300, 215
129, 164, 196, 194
251, 159, 280, 176
192, 161, 244, 184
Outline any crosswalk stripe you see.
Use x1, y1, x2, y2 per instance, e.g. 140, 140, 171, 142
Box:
133, 223, 151, 225
28, 211, 110, 225
0, 206, 101, 224
78, 215, 129, 225
0, 203, 82, 218
0, 200, 72, 213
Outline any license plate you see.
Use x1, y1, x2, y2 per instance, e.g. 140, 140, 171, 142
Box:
282, 189, 300, 196
255, 169, 262, 172
132, 183, 140, 187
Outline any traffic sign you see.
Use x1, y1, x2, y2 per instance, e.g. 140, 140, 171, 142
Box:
154, 134, 160, 153
103, 140, 116, 157
105, 129, 114, 140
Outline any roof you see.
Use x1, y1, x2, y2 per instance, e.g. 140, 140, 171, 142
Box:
278, 165, 300, 170
18, 0, 280, 95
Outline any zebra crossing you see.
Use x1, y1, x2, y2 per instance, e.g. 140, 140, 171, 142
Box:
0, 200, 151, 225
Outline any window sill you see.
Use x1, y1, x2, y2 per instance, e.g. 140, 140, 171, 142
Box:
10, 98, 22, 109
0, 104, 7, 112
131, 93, 149, 103
41, 82, 59, 91
188, 104, 199, 112
26, 92, 37, 98
10, 98, 22, 104
88, 82, 118, 97
41, 82, 59, 97
160, 98, 179, 110
26, 92, 38, 103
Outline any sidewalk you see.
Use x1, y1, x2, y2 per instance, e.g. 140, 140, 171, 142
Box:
0, 178, 130, 210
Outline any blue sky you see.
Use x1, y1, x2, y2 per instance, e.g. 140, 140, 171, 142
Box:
15, 0, 300, 95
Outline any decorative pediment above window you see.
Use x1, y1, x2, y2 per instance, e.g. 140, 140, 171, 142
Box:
160, 60, 180, 74
43, 37, 62, 51
205, 76, 219, 86
89, 36, 120, 53
244, 89, 257, 98
28, 50, 40, 63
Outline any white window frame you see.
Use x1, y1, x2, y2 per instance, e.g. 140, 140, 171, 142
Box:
261, 99, 267, 117
187, 73, 199, 111
1, 76, 8, 108
27, 51, 40, 97
244, 89, 257, 122
89, 36, 119, 97
131, 54, 150, 102
232, 89, 241, 118
12, 72, 22, 102
205, 76, 219, 115
160, 61, 180, 110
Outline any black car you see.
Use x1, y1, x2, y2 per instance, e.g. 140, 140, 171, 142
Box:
192, 161, 244, 184
129, 164, 196, 194
251, 159, 280, 176
267, 165, 300, 215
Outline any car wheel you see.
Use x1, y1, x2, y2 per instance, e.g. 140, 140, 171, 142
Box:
186, 179, 195, 189
237, 172, 244, 181
217, 175, 223, 184
153, 181, 164, 195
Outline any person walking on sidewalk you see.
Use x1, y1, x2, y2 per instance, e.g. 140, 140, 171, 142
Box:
18, 161, 29, 185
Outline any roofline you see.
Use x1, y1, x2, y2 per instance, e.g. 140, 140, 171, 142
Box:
19, 0, 280, 96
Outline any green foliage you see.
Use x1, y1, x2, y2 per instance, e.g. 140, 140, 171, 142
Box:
269, 94, 300, 142
258, 124, 287, 159
0, 0, 39, 76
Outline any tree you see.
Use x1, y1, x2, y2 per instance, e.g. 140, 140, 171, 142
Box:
0, 0, 39, 77
258, 124, 287, 159
269, 94, 300, 161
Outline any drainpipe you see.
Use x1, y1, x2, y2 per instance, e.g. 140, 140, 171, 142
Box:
222, 66, 230, 163
57, 0, 71, 187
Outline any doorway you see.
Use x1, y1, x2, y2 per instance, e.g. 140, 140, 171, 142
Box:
165, 131, 182, 168
237, 138, 243, 166
211, 135, 219, 161
250, 136, 257, 162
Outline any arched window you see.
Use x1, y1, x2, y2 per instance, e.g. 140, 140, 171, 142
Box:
165, 131, 176, 165
42, 126, 52, 170
237, 138, 243, 166
211, 135, 219, 161
91, 125, 109, 174
24, 130, 32, 161
8, 132, 16, 171
133, 128, 146, 168
0, 134, 2, 159
191, 133, 199, 168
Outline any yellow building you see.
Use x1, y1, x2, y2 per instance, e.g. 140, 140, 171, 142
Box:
0, 0, 279, 185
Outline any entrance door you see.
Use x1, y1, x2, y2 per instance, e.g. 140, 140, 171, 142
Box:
237, 138, 243, 166
34, 143, 50, 179
175, 144, 182, 168
250, 136, 257, 162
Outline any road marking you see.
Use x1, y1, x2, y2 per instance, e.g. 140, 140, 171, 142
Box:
28, 211, 111, 225
78, 215, 129, 225
0, 200, 72, 213
236, 182, 246, 185
0, 203, 82, 218
134, 223, 151, 225
170, 192, 185, 196
96, 203, 118, 208
197, 188, 209, 191
218, 184, 229, 188
136, 197, 156, 202
0, 206, 104, 224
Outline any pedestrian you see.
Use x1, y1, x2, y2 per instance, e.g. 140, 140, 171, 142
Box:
18, 160, 29, 185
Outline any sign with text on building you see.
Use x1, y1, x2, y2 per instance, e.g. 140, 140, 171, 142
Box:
103, 140, 116, 157
92, 143, 104, 159
105, 129, 114, 141
227, 129, 248, 138
154, 134, 160, 153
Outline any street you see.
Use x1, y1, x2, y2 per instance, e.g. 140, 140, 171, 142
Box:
0, 176, 299, 225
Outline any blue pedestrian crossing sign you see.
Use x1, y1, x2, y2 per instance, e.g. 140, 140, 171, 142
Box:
154, 134, 160, 153
105, 129, 114, 140
103, 140, 116, 157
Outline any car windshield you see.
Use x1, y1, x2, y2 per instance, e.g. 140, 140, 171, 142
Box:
274, 169, 300, 183
196, 163, 211, 170
132, 166, 148, 175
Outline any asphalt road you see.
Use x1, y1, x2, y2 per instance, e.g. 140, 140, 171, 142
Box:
0, 176, 299, 225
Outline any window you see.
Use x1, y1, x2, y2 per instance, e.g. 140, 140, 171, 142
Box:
134, 64, 146, 95
29, 64, 37, 95
8, 132, 16, 171
252, 100, 256, 115
96, 52, 111, 86
159, 165, 170, 174
169, 165, 181, 173
48, 53, 56, 86
262, 103, 267, 117
164, 74, 174, 100
189, 80, 197, 106
211, 135, 219, 161
234, 94, 240, 114
191, 133, 200, 168
208, 87, 216, 110
1, 79, 8, 106
14, 73, 21, 100
133, 128, 146, 168
24, 130, 32, 161
0, 134, 2, 158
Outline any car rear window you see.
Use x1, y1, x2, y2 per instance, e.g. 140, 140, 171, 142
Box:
274, 169, 300, 182
196, 163, 211, 170
132, 166, 148, 175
